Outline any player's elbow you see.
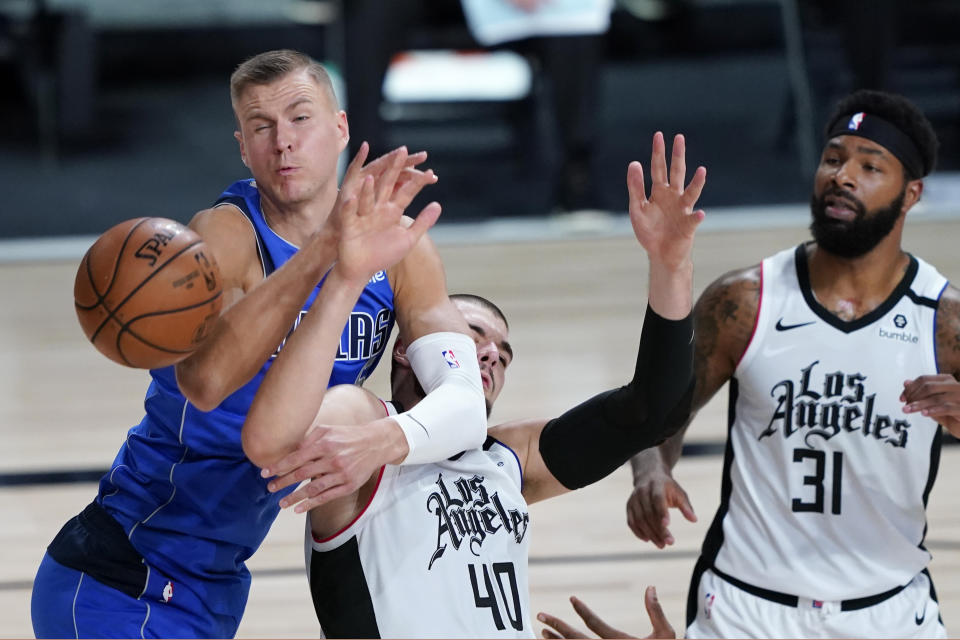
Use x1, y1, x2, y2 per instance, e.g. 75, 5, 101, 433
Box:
175, 359, 230, 412
241, 422, 285, 470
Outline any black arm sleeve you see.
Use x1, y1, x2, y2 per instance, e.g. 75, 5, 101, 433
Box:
538, 304, 695, 490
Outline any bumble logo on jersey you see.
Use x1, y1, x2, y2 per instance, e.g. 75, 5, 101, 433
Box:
759, 359, 910, 448
426, 472, 529, 570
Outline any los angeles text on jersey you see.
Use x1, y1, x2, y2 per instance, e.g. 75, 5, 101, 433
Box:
426, 472, 529, 570
759, 359, 910, 448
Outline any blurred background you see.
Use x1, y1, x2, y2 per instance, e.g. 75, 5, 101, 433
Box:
1, 0, 959, 238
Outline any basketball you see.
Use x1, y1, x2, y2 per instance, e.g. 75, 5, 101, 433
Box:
74, 217, 224, 369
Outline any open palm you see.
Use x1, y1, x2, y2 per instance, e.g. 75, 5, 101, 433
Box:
628, 132, 706, 271
336, 172, 441, 283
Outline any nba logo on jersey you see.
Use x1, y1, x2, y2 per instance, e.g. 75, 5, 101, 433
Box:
162, 581, 174, 603
704, 592, 716, 619
812, 600, 824, 609
442, 350, 460, 369
848, 112, 865, 130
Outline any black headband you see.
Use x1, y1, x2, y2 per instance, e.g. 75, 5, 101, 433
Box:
827, 112, 926, 178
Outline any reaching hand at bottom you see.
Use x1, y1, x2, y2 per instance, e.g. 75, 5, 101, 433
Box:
537, 586, 675, 639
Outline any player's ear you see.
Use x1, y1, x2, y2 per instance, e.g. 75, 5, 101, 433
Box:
234, 130, 249, 168
392, 339, 409, 368
336, 110, 349, 153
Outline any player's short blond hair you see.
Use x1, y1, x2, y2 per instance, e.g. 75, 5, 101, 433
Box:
230, 49, 338, 109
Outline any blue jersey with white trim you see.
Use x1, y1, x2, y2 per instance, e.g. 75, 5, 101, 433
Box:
96, 178, 396, 619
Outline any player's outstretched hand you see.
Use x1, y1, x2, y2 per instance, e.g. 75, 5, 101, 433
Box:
263, 416, 406, 511
626, 468, 696, 548
537, 587, 675, 639
333, 168, 441, 285
902, 374, 960, 437
627, 132, 706, 272
338, 143, 437, 218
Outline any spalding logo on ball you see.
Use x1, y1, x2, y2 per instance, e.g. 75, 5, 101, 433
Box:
74, 217, 224, 369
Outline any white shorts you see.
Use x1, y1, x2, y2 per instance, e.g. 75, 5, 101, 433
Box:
686, 567, 946, 639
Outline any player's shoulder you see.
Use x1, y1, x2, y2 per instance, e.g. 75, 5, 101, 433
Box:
188, 205, 255, 239
693, 263, 762, 373
186, 206, 261, 288
697, 264, 762, 317
938, 282, 960, 310
935, 284, 960, 373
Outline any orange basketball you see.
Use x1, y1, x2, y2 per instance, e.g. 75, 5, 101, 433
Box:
74, 217, 224, 369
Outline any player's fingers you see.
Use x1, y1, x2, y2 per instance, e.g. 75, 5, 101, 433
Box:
404, 150, 428, 168
277, 481, 318, 509
626, 161, 648, 211
911, 402, 959, 418
681, 166, 707, 211
536, 612, 586, 639
901, 376, 939, 402
286, 474, 336, 508
633, 499, 665, 547
641, 487, 671, 547
356, 176, 375, 218
625, 497, 646, 540
270, 458, 329, 493
340, 141, 370, 192
649, 131, 668, 186
627, 490, 658, 542
644, 587, 675, 639
393, 168, 437, 211
408, 202, 442, 239
262, 448, 308, 480
265, 437, 329, 479
668, 134, 686, 191
571, 596, 628, 638
376, 146, 408, 203
672, 487, 698, 523
293, 479, 354, 513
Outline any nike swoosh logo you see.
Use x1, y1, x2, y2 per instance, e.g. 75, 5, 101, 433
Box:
775, 319, 816, 331
916, 605, 927, 625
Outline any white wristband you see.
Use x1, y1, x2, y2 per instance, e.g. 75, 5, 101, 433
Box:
394, 332, 487, 465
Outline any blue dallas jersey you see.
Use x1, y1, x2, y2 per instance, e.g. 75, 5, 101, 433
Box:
96, 179, 396, 621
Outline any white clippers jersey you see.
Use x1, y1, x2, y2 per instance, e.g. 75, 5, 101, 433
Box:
305, 435, 532, 639
707, 244, 948, 601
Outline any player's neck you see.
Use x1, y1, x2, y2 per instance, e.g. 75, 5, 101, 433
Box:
391, 371, 426, 414
259, 185, 338, 247
807, 234, 910, 321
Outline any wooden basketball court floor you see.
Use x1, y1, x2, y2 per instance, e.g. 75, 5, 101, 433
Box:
2, 208, 960, 637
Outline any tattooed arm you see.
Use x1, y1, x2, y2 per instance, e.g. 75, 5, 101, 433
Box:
902, 284, 960, 437
625, 266, 760, 546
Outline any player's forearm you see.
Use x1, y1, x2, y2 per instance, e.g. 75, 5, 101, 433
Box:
176, 230, 337, 411
394, 332, 487, 464
538, 305, 694, 490
647, 259, 693, 320
629, 420, 689, 484
243, 268, 367, 468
